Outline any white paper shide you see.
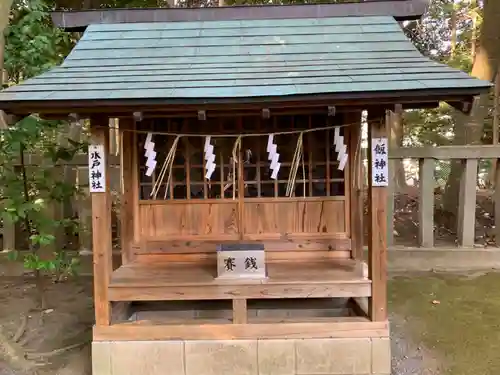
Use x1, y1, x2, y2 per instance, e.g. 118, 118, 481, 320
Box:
88, 144, 106, 193
144, 132, 157, 177
371, 137, 389, 187
267, 134, 280, 179
333, 127, 348, 171
204, 136, 216, 180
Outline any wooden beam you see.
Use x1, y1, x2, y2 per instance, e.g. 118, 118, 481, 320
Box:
1, 91, 485, 117
120, 118, 135, 264
90, 117, 113, 326
93, 319, 389, 341
51, 1, 428, 31
13, 146, 500, 168
132, 122, 140, 244
36, 102, 442, 121
418, 158, 435, 248
367, 111, 388, 322
390, 145, 500, 159
346, 111, 363, 260
198, 110, 206, 121
447, 99, 474, 114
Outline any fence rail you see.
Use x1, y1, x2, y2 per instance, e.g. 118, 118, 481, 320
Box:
387, 145, 500, 248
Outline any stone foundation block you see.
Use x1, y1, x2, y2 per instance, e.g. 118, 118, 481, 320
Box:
92, 336, 390, 375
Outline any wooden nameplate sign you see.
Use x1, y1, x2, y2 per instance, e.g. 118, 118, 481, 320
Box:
216, 243, 266, 280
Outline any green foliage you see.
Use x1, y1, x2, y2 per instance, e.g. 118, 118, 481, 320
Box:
0, 115, 84, 280
400, 0, 486, 150
0, 0, 87, 284
4, 0, 74, 84
0, 117, 84, 280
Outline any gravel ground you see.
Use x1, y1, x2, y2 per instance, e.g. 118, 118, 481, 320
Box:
390, 313, 442, 375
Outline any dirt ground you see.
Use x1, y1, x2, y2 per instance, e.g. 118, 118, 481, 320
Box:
2, 262, 498, 375
0, 273, 94, 375
0, 270, 441, 375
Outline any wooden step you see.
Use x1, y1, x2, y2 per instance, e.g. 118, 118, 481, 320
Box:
108, 259, 371, 302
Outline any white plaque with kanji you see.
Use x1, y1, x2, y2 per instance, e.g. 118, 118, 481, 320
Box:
371, 137, 389, 187
88, 144, 106, 193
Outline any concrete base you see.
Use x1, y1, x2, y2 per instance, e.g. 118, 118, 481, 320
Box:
92, 337, 390, 375
387, 247, 500, 272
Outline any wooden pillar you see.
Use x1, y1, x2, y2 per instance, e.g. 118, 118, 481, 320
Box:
120, 118, 136, 264
90, 118, 113, 326
367, 111, 388, 322
457, 158, 478, 247
347, 111, 364, 260
418, 158, 435, 248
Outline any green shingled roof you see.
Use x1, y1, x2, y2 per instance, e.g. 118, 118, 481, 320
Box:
0, 16, 491, 104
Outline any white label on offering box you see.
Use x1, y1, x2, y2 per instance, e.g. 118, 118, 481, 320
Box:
216, 244, 266, 279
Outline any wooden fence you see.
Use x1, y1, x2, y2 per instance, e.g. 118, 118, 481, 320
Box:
387, 145, 500, 249
2, 145, 500, 252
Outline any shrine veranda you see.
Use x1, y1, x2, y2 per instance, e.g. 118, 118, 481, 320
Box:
0, 2, 491, 374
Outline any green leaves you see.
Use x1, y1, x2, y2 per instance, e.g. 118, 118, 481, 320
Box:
30, 233, 56, 246
5, 0, 75, 83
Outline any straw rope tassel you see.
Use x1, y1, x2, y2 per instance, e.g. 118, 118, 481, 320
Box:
150, 135, 181, 199
163, 136, 181, 199
301, 142, 306, 198
286, 132, 304, 197
231, 136, 242, 200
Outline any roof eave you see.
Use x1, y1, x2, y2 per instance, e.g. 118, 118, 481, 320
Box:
51, 0, 430, 32
0, 86, 489, 117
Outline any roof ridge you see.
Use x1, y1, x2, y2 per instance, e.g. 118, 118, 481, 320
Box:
51, 1, 429, 32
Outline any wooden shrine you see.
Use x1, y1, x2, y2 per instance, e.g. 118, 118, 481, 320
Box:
0, 2, 491, 375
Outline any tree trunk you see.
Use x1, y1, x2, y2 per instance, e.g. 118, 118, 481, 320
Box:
389, 105, 406, 190
471, 0, 478, 59
450, 4, 457, 59
487, 70, 500, 187
0, 0, 13, 129
443, 0, 500, 223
